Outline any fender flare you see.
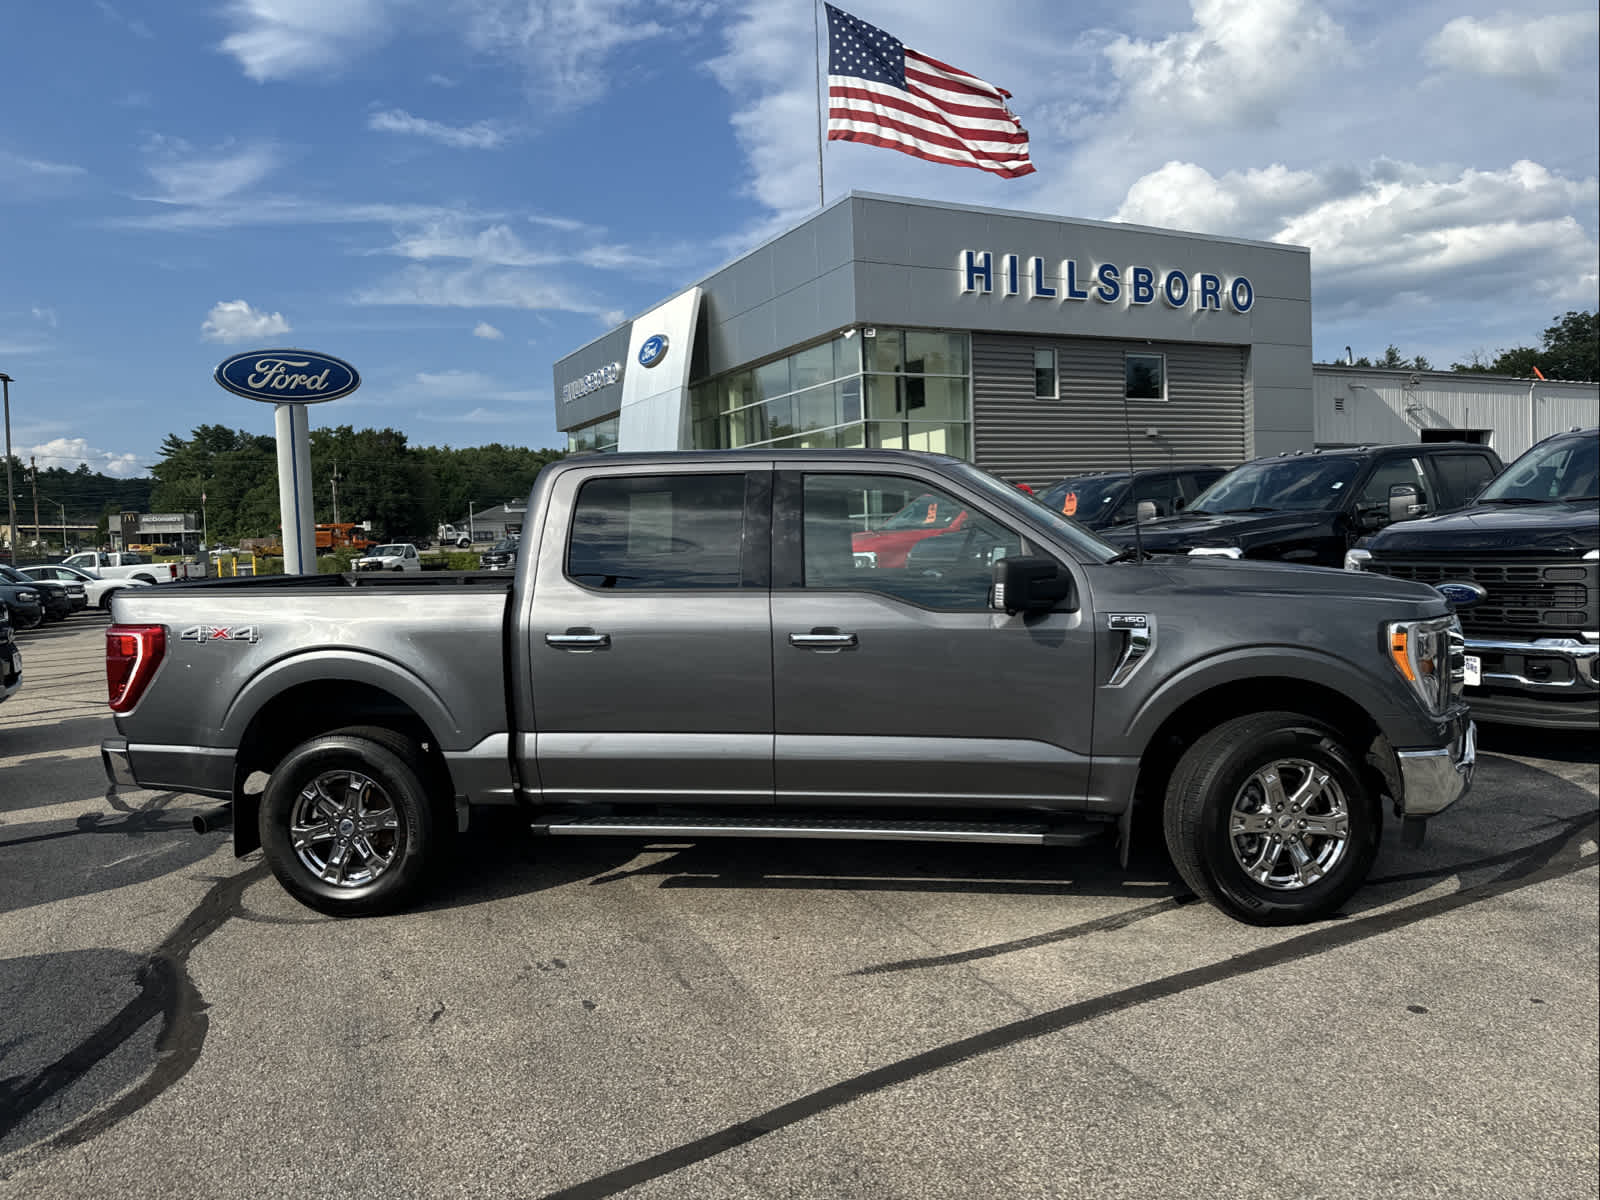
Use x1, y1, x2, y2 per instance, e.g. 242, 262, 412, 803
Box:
1111, 644, 1424, 756
220, 649, 462, 750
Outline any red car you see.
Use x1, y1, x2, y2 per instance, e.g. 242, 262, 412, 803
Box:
852, 493, 972, 568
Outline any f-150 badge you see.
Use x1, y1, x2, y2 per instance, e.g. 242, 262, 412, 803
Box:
180, 625, 260, 644
1106, 613, 1148, 630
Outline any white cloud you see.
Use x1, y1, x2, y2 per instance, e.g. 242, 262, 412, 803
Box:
472, 321, 504, 339
384, 220, 559, 266
96, 0, 153, 38
144, 144, 279, 207
1424, 11, 1600, 87
368, 109, 507, 150
1113, 158, 1600, 308
201, 299, 293, 343
218, 0, 395, 81
354, 264, 613, 317
0, 150, 86, 191
31, 306, 59, 328
1104, 0, 1350, 127
26, 437, 146, 478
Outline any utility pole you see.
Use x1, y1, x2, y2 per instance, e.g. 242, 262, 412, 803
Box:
1, 372, 15, 561
31, 457, 40, 550
331, 461, 341, 524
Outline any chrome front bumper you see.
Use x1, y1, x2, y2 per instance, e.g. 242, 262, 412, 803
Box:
1396, 720, 1477, 818
1465, 635, 1600, 691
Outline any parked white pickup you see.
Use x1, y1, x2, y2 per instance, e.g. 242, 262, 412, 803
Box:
62, 551, 181, 584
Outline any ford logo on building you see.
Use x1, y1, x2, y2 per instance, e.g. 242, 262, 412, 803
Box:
638, 334, 669, 368
214, 349, 362, 404
1435, 581, 1487, 609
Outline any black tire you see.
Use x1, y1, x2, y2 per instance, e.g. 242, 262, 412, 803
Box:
1163, 711, 1381, 925
259, 729, 441, 916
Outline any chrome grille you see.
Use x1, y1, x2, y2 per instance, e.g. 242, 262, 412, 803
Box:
1367, 559, 1597, 636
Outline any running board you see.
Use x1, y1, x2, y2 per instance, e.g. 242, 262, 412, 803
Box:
531, 815, 1108, 847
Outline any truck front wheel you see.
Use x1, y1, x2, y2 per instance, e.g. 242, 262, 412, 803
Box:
1163, 711, 1380, 925
259, 730, 438, 916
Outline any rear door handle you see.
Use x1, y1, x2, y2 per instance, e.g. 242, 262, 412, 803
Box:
546, 631, 610, 649
788, 631, 857, 649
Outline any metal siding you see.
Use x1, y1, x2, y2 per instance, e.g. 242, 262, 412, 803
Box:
1313, 368, 1600, 460
972, 335, 1247, 485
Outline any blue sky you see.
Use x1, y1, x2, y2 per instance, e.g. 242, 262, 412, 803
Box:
2, 0, 1596, 478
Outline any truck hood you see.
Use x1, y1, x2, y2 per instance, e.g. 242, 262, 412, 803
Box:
1368, 500, 1599, 556
1102, 509, 1333, 553
1150, 554, 1448, 610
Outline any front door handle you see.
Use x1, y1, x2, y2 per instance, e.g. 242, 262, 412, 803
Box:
788, 631, 857, 649
546, 630, 610, 649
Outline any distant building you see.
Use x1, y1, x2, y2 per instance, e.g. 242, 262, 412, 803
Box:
1312, 367, 1598, 461
115, 511, 201, 552
456, 502, 526, 543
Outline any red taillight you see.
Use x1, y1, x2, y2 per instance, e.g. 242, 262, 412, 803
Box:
107, 624, 166, 713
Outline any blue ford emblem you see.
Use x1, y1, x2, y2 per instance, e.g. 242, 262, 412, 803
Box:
1435, 581, 1487, 609
214, 349, 361, 404
638, 334, 669, 368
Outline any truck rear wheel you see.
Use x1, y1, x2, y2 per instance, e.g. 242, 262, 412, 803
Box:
1163, 711, 1380, 925
259, 729, 439, 916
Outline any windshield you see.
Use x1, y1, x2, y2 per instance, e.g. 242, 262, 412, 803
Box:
1039, 475, 1130, 523
1477, 432, 1598, 503
490, 538, 519, 552
1191, 457, 1362, 513
948, 461, 1120, 561
372, 545, 408, 556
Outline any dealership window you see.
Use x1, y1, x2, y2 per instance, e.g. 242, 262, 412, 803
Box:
1034, 349, 1057, 399
568, 415, 620, 455
689, 329, 972, 461
1125, 353, 1166, 401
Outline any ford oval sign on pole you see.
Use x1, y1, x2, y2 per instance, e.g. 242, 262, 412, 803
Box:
638, 334, 669, 368
214, 349, 361, 403
214, 348, 361, 577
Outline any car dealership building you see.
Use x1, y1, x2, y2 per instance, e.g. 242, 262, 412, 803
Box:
552, 192, 1315, 486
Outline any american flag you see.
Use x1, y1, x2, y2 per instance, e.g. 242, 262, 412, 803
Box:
824, 4, 1035, 179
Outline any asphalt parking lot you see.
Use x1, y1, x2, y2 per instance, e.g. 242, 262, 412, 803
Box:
1, 615, 1596, 1199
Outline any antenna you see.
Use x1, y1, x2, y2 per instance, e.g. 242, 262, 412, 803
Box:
1120, 383, 1146, 562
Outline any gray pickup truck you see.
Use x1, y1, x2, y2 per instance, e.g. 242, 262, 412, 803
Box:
101, 450, 1476, 924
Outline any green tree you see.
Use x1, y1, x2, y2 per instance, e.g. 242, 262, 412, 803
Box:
1452, 310, 1598, 379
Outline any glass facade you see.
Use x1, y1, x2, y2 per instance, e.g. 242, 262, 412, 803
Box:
689, 329, 972, 458
568, 414, 620, 454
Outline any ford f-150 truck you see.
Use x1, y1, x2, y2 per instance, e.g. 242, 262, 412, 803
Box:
100, 450, 1476, 924
1351, 427, 1598, 730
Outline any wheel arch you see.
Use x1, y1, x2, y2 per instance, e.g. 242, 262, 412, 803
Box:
1123, 673, 1398, 860
227, 661, 459, 856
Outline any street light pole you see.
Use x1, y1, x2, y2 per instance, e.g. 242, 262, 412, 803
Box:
1, 373, 15, 561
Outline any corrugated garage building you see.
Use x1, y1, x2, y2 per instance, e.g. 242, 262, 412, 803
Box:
1311, 366, 1598, 462
552, 192, 1313, 485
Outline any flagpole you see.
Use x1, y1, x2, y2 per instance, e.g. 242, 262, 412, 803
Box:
813, 0, 825, 207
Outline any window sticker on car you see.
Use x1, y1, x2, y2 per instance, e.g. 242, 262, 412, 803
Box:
1062, 491, 1078, 516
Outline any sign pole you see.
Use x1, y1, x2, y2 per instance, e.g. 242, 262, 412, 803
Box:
214, 349, 359, 577
273, 402, 316, 574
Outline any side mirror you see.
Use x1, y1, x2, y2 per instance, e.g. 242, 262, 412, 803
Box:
993, 556, 1075, 615
1388, 483, 1425, 523
1136, 500, 1158, 522
1174, 496, 1187, 510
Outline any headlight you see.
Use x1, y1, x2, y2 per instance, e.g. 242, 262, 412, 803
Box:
1344, 548, 1371, 571
18, 590, 37, 602
1386, 615, 1463, 714
1188, 546, 1242, 559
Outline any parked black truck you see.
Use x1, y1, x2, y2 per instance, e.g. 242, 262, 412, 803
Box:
1101, 442, 1504, 567
1352, 427, 1598, 730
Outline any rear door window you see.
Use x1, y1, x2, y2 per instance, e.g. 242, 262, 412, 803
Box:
1430, 453, 1500, 509
567, 473, 747, 590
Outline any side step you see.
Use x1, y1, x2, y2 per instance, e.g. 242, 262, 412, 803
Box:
531, 815, 1108, 847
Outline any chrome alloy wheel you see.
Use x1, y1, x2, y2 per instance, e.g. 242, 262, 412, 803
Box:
289, 770, 402, 888
1228, 758, 1351, 890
